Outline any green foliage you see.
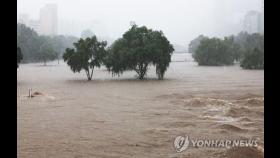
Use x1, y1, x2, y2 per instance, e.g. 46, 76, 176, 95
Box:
17, 23, 78, 63
240, 48, 264, 69
17, 47, 23, 68
37, 40, 57, 65
193, 38, 235, 66
240, 33, 264, 69
105, 25, 174, 80
188, 35, 207, 54
105, 39, 130, 77
63, 36, 107, 80
232, 32, 250, 61
150, 31, 174, 80
190, 32, 264, 69
224, 36, 242, 61
17, 23, 41, 62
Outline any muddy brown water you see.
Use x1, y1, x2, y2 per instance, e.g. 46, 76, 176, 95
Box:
17, 61, 263, 158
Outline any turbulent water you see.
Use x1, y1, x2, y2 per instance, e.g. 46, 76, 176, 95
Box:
17, 54, 264, 158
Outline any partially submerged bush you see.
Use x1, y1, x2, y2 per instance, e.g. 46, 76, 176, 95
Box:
240, 33, 264, 69
193, 38, 235, 66
240, 48, 264, 69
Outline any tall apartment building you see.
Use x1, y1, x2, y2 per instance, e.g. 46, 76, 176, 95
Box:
243, 10, 263, 34
39, 3, 58, 36
243, 0, 264, 34
261, 0, 264, 33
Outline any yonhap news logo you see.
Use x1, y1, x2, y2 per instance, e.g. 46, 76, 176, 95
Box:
174, 135, 259, 152
174, 135, 190, 152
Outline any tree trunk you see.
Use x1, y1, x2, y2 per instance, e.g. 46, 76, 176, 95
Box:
90, 68, 94, 80
156, 67, 164, 80
85, 69, 93, 81
135, 63, 148, 80
138, 74, 144, 80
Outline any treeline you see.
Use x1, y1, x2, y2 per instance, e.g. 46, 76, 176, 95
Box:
63, 25, 174, 80
17, 24, 174, 80
17, 23, 263, 80
17, 23, 78, 64
189, 32, 264, 69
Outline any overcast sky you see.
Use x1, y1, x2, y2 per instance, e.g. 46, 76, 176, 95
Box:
17, 0, 262, 47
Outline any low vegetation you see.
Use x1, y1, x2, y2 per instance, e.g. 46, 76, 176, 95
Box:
188, 35, 207, 54
190, 32, 264, 69
239, 33, 264, 69
193, 37, 236, 66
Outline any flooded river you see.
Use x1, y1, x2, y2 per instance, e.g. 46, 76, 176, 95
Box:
17, 54, 264, 158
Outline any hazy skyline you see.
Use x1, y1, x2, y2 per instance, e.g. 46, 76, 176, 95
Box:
17, 0, 262, 47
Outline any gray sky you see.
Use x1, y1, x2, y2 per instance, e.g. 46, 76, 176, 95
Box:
17, 0, 262, 47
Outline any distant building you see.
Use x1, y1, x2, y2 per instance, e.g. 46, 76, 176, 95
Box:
243, 10, 263, 34
39, 3, 58, 36
261, 0, 264, 33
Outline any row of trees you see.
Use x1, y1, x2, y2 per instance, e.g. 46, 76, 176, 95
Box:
63, 25, 174, 80
17, 23, 78, 64
18, 23, 263, 80
189, 32, 264, 69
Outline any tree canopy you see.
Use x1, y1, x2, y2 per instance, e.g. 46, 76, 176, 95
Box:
63, 36, 107, 80
193, 38, 236, 66
37, 40, 57, 65
240, 33, 264, 69
17, 23, 78, 63
190, 32, 263, 69
188, 35, 207, 54
105, 25, 174, 80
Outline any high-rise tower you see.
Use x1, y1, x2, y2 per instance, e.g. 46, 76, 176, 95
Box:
39, 3, 58, 36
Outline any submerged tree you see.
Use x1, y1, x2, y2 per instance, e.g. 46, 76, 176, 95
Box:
105, 25, 174, 80
150, 31, 174, 80
240, 33, 264, 69
193, 38, 235, 66
17, 47, 23, 68
38, 44, 57, 66
188, 35, 208, 54
190, 31, 264, 68
63, 36, 107, 80
240, 48, 264, 69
